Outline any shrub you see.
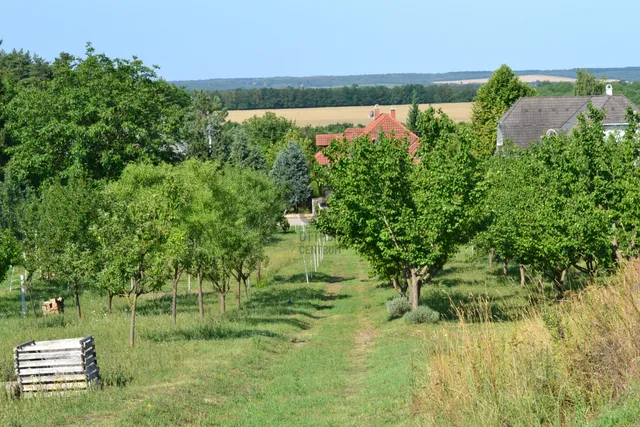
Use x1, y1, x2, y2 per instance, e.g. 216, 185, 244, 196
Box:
403, 306, 440, 324
386, 296, 411, 318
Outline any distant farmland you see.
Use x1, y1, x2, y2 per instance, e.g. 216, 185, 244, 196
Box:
227, 102, 473, 126
434, 74, 577, 85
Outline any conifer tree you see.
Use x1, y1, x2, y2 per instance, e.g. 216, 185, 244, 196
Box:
271, 142, 311, 212
406, 92, 420, 136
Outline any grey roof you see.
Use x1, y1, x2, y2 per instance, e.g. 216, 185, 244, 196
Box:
498, 95, 640, 149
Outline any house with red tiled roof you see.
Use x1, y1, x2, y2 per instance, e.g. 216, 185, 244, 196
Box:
314, 105, 420, 165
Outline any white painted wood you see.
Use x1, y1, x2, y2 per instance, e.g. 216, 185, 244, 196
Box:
21, 341, 83, 351
20, 366, 85, 376
18, 358, 83, 368
21, 374, 87, 384
17, 351, 83, 361
23, 382, 87, 392
15, 336, 99, 396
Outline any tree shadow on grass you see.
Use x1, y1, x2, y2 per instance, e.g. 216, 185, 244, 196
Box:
245, 286, 348, 312
243, 317, 311, 330
136, 293, 202, 316
143, 324, 283, 343
272, 272, 355, 284
420, 289, 522, 322
244, 306, 328, 319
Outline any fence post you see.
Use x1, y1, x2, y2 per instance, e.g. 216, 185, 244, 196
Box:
20, 275, 26, 317
303, 255, 309, 284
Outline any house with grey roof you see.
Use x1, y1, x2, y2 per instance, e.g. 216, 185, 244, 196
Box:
496, 85, 640, 151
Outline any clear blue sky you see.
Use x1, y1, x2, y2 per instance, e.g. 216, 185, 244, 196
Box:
1, 0, 637, 81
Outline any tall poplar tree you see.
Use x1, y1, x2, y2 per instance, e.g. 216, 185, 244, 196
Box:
471, 65, 536, 157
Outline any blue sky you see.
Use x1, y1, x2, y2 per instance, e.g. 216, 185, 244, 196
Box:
1, 0, 637, 81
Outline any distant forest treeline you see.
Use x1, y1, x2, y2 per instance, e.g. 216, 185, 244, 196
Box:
209, 81, 640, 111
173, 67, 640, 91
210, 84, 480, 110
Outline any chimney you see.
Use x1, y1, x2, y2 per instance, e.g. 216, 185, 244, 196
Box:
606, 84, 613, 96
374, 104, 380, 118
390, 106, 396, 119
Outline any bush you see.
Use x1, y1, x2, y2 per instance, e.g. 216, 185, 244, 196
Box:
386, 296, 411, 318
403, 306, 440, 324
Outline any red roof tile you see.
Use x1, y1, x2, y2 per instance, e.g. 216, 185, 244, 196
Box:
314, 109, 421, 164
344, 128, 364, 140
315, 150, 330, 166
315, 133, 342, 147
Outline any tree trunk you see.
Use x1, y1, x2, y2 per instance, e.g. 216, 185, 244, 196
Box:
129, 293, 138, 347
25, 275, 37, 316
408, 269, 420, 310
197, 271, 204, 319
391, 277, 399, 294
537, 274, 543, 295
489, 248, 495, 268
220, 293, 226, 313
243, 276, 249, 299
73, 280, 81, 319
171, 267, 180, 325
256, 261, 261, 282
107, 292, 113, 313
612, 234, 623, 263
502, 258, 509, 277
554, 269, 567, 299
519, 264, 526, 288
236, 278, 241, 308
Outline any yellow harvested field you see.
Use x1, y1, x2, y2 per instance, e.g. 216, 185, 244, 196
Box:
435, 74, 577, 85
227, 102, 473, 126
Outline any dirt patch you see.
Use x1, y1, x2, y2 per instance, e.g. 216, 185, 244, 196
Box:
353, 318, 377, 358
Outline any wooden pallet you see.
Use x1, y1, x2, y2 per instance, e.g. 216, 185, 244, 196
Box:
14, 336, 100, 397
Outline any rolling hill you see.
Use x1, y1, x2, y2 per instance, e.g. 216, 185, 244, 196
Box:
172, 67, 640, 91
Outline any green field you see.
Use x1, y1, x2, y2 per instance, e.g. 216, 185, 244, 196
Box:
0, 230, 636, 426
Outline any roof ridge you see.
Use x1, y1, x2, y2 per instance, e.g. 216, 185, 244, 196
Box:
559, 97, 593, 129
609, 95, 631, 115
500, 99, 521, 123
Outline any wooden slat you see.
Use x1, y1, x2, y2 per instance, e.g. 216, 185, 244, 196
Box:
86, 366, 99, 379
18, 358, 83, 368
19, 343, 82, 352
20, 338, 90, 352
15, 337, 100, 396
23, 382, 87, 392
20, 366, 85, 376
16, 340, 36, 350
17, 351, 83, 361
21, 374, 88, 384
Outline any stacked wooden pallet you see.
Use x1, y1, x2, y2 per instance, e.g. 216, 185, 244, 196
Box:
14, 336, 100, 397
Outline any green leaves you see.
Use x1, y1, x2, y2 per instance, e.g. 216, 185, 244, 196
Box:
480, 103, 640, 288
471, 65, 536, 157
318, 110, 481, 302
573, 69, 606, 96
4, 46, 187, 188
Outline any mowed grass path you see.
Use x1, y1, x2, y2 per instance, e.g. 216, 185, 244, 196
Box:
0, 231, 530, 426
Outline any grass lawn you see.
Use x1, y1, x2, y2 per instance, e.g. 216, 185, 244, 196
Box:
0, 230, 632, 425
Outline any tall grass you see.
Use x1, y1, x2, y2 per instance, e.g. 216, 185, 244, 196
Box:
413, 259, 640, 426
